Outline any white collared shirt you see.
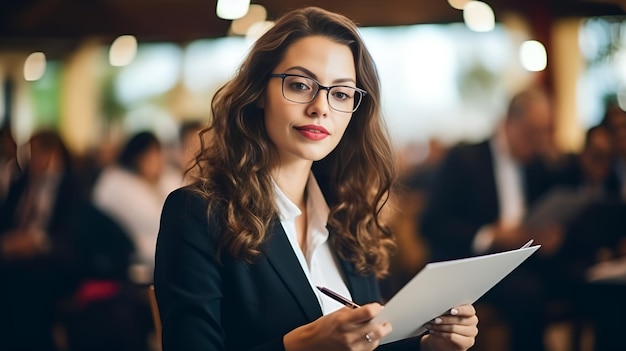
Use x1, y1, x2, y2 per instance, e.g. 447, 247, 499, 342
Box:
491, 127, 526, 229
273, 173, 353, 315
473, 127, 526, 253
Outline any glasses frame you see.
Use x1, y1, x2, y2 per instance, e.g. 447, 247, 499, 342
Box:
270, 73, 367, 113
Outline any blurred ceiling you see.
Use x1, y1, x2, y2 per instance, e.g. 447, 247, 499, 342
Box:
1, 0, 625, 57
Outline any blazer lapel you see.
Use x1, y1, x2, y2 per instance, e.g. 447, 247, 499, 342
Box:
264, 219, 323, 322
338, 258, 379, 305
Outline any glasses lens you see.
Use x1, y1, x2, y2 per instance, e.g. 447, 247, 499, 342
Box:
280, 74, 364, 113
329, 86, 362, 113
282, 75, 317, 103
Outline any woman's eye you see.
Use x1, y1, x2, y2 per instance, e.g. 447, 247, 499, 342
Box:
333, 92, 349, 100
332, 88, 354, 101
292, 82, 310, 91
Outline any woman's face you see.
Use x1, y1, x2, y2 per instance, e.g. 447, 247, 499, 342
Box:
263, 35, 356, 168
137, 144, 164, 183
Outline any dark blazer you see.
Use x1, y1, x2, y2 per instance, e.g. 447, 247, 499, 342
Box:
0, 170, 84, 351
0, 169, 83, 277
420, 140, 553, 261
154, 187, 421, 351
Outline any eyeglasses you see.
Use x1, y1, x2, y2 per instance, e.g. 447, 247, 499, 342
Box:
270, 73, 367, 113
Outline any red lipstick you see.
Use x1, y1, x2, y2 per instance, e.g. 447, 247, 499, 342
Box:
295, 124, 330, 141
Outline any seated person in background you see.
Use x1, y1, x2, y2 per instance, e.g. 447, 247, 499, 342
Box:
155, 7, 478, 351
0, 130, 83, 351
560, 198, 626, 351
92, 131, 180, 282
553, 125, 620, 201
420, 87, 563, 351
600, 101, 626, 200
64, 203, 153, 351
0, 126, 19, 202
552, 117, 626, 351
520, 125, 620, 240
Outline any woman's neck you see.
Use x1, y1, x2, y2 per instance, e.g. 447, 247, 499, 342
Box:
271, 161, 312, 210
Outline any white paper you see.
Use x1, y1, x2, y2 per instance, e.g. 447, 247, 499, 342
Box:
374, 244, 541, 344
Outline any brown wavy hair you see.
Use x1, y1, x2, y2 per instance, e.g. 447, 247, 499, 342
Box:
188, 6, 396, 278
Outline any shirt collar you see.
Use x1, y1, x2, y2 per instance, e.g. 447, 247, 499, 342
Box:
272, 173, 330, 225
273, 179, 301, 222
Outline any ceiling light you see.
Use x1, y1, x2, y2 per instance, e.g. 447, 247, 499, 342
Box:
519, 40, 547, 72
448, 0, 470, 10
24, 52, 46, 81
216, 0, 250, 20
463, 1, 495, 32
109, 35, 138, 67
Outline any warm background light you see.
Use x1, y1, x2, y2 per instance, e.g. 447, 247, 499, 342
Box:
24, 52, 47, 81
230, 4, 267, 36
519, 40, 548, 71
216, 0, 250, 20
618, 89, 626, 111
246, 21, 275, 43
109, 35, 138, 67
616, 51, 626, 84
463, 1, 495, 32
448, 0, 470, 10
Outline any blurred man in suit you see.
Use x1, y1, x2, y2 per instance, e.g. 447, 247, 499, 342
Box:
421, 88, 563, 351
0, 130, 83, 351
601, 102, 626, 200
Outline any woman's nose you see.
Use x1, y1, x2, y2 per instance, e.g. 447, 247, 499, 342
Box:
306, 90, 330, 117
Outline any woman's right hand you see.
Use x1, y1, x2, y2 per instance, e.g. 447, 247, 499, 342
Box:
283, 303, 392, 351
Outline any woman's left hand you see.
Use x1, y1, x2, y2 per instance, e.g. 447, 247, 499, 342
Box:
421, 304, 478, 351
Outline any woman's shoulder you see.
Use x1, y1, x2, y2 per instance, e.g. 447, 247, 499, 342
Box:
158, 185, 228, 252
164, 185, 209, 211
163, 184, 226, 222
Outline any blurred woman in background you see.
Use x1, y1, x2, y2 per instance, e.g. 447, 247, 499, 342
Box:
92, 131, 179, 282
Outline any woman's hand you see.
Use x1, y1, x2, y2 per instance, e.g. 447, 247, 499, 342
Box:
283, 303, 392, 351
421, 304, 478, 351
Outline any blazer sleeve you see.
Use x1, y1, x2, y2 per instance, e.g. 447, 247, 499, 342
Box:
154, 188, 228, 350
154, 188, 285, 351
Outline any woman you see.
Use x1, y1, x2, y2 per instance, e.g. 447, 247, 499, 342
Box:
93, 131, 180, 274
154, 7, 478, 351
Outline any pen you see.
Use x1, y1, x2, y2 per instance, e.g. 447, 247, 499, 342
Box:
316, 286, 360, 309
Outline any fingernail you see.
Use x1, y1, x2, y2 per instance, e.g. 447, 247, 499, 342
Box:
434, 317, 443, 324
450, 308, 459, 315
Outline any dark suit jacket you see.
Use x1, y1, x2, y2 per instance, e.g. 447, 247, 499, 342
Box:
154, 187, 421, 351
0, 170, 84, 350
0, 169, 83, 278
420, 140, 552, 261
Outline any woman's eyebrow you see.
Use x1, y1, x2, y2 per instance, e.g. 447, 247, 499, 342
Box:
283, 66, 356, 85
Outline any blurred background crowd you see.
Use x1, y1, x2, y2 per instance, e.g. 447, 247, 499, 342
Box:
1, 0, 626, 351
